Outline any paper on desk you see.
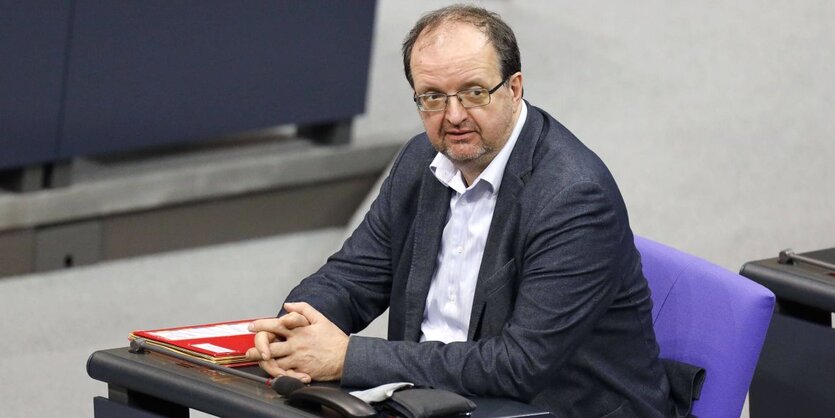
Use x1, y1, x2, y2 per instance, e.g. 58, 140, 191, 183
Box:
147, 322, 253, 341
349, 382, 414, 403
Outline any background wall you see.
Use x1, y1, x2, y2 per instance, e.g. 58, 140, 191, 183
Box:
355, 0, 835, 271
0, 1, 831, 417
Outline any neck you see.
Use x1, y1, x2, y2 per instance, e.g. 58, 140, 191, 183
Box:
460, 172, 474, 188
453, 157, 490, 187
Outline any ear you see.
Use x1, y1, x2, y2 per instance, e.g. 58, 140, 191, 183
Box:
508, 72, 524, 105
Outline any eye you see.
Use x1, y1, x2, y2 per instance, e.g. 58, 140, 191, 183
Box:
463, 89, 485, 97
424, 93, 446, 102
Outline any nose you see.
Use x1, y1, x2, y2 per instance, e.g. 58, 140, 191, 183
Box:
444, 96, 468, 125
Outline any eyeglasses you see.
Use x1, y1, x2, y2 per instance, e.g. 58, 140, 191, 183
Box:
413, 78, 508, 112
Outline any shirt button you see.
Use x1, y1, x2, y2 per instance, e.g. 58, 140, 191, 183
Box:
455, 246, 463, 254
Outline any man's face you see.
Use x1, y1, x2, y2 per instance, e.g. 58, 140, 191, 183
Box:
410, 23, 522, 173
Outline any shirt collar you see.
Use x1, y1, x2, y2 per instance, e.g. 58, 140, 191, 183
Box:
430, 101, 528, 195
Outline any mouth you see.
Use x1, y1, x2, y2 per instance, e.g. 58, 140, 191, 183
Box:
444, 130, 476, 142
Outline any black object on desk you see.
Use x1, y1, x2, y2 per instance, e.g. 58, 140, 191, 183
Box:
127, 338, 378, 418
740, 247, 835, 418
87, 347, 552, 418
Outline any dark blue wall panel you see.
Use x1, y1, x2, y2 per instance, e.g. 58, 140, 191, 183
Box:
0, 1, 71, 169
58, 0, 376, 158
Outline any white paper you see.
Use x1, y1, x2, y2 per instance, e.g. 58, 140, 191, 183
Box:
350, 382, 414, 403
148, 322, 253, 341
192, 343, 235, 354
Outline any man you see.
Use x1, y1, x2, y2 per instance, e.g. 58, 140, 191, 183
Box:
247, 6, 684, 417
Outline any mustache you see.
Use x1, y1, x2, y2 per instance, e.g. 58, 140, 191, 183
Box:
441, 121, 478, 134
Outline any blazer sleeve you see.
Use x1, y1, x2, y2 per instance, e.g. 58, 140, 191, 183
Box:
281, 147, 406, 334
341, 180, 628, 401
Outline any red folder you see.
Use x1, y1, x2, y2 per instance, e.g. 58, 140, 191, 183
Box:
129, 318, 266, 367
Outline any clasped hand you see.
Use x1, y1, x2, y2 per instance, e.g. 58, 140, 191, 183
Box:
245, 302, 349, 383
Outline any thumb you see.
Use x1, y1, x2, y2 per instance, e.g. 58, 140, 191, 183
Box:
283, 302, 325, 324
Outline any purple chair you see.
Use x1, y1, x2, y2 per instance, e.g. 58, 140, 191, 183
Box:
635, 236, 775, 418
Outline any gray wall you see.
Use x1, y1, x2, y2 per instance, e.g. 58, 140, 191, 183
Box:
0, 1, 831, 417
355, 0, 835, 271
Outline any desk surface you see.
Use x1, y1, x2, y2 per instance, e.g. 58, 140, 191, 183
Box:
87, 347, 549, 418
741, 248, 835, 418
740, 247, 835, 312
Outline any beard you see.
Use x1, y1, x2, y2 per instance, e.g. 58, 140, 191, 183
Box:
440, 140, 490, 163
434, 122, 494, 165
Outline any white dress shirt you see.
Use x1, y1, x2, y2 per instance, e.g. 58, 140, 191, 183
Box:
420, 102, 528, 343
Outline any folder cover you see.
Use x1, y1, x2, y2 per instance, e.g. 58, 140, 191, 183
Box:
129, 318, 264, 367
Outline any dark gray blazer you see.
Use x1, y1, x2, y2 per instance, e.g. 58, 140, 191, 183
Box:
284, 103, 673, 417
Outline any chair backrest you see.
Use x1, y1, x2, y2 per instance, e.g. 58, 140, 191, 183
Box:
635, 236, 775, 418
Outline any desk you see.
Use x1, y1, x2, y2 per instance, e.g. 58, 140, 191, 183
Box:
87, 347, 551, 418
740, 247, 835, 418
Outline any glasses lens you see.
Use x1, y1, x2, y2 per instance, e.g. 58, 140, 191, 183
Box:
459, 89, 490, 108
416, 87, 494, 111
419, 93, 447, 111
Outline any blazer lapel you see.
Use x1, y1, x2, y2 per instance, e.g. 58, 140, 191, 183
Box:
403, 167, 451, 341
467, 103, 542, 340
466, 173, 523, 340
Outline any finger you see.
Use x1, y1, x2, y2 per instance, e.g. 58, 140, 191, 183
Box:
252, 316, 298, 339
267, 341, 293, 358
283, 369, 312, 384
283, 302, 324, 324
274, 357, 297, 375
280, 311, 311, 330
274, 356, 316, 382
258, 360, 311, 383
259, 358, 287, 378
248, 318, 282, 333
254, 331, 276, 360
244, 347, 263, 362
